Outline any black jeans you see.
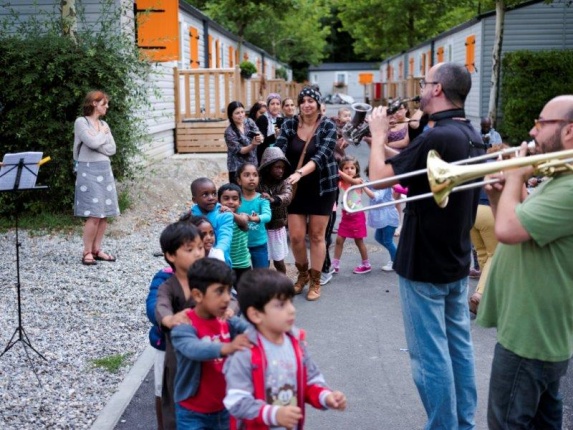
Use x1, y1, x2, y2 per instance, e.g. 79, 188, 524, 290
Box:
488, 342, 569, 430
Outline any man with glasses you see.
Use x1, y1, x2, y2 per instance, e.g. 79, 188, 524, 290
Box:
368, 62, 484, 429
477, 95, 573, 429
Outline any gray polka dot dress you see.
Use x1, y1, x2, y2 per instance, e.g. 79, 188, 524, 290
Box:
74, 160, 120, 218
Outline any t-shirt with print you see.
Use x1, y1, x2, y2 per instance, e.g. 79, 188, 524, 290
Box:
339, 180, 364, 211
260, 334, 299, 430
179, 310, 230, 413
238, 193, 271, 247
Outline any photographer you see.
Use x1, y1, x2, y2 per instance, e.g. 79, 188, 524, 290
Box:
224, 101, 263, 184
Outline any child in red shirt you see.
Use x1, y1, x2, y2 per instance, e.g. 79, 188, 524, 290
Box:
170, 258, 251, 429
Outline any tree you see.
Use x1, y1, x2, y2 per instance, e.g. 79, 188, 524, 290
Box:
488, 0, 506, 126
334, 0, 475, 60
60, 0, 77, 43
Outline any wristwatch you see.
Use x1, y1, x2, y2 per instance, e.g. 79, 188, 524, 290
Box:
296, 169, 304, 176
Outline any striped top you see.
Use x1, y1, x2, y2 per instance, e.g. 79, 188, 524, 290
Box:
230, 223, 251, 269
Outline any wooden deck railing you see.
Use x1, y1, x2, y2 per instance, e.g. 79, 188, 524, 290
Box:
381, 76, 422, 101
174, 66, 305, 122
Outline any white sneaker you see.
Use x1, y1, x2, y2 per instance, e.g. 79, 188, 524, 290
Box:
382, 261, 394, 272
320, 272, 333, 285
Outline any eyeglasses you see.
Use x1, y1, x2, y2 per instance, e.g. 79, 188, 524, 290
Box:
419, 79, 439, 89
533, 119, 573, 130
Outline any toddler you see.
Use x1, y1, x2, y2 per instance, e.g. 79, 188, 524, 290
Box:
224, 269, 346, 429
236, 163, 271, 269
365, 167, 399, 272
332, 155, 374, 274
258, 147, 293, 274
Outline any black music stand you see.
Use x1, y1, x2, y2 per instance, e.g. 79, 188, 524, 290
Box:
0, 154, 48, 361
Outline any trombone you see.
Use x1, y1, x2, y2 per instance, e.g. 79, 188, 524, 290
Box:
343, 144, 573, 213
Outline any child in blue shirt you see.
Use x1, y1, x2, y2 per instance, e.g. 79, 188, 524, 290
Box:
189, 177, 234, 266
236, 163, 271, 268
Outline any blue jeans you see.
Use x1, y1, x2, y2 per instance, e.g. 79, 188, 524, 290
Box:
374, 226, 397, 261
249, 244, 269, 268
488, 342, 569, 430
399, 276, 477, 430
175, 404, 229, 430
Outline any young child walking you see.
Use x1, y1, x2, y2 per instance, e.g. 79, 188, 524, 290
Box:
223, 269, 347, 429
258, 147, 293, 274
218, 183, 252, 287
332, 155, 374, 274
154, 221, 205, 429
170, 258, 252, 430
365, 167, 399, 272
236, 163, 271, 269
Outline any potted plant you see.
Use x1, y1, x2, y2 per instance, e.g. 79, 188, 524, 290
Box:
334, 81, 346, 89
276, 67, 288, 81
240, 60, 257, 79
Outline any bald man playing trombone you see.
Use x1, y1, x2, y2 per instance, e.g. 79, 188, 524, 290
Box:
477, 95, 573, 429
368, 62, 486, 429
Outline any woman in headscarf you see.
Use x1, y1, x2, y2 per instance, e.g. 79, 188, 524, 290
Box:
275, 87, 337, 301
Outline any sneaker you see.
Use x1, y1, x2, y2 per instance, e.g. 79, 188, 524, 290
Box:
320, 272, 333, 285
381, 261, 394, 272
353, 264, 372, 274
332, 266, 339, 274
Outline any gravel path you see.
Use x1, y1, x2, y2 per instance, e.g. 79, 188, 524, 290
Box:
0, 155, 226, 429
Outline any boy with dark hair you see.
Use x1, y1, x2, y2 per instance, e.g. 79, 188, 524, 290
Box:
218, 183, 252, 287
154, 221, 205, 429
170, 258, 251, 429
190, 177, 234, 266
223, 269, 347, 429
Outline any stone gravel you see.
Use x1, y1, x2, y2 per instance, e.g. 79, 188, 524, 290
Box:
0, 155, 226, 429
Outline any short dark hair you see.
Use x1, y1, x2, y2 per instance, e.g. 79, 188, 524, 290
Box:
248, 102, 265, 121
190, 177, 215, 197
217, 182, 242, 201
180, 214, 212, 239
237, 269, 295, 324
159, 221, 200, 270
434, 63, 472, 107
187, 258, 234, 294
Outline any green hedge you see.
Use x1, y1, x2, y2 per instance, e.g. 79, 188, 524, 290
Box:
0, 29, 151, 217
499, 50, 573, 143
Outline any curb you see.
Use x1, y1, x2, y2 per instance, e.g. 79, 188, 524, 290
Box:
90, 345, 155, 430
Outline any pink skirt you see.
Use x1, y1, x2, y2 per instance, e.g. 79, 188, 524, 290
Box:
337, 211, 367, 239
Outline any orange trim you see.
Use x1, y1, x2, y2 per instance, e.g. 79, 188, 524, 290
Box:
136, 0, 179, 62
465, 35, 476, 73
189, 26, 199, 69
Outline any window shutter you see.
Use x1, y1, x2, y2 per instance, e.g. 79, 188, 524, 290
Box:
189, 27, 199, 69
135, 0, 179, 62
465, 35, 476, 73
437, 46, 444, 63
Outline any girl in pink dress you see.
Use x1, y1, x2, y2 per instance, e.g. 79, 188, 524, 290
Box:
332, 156, 374, 274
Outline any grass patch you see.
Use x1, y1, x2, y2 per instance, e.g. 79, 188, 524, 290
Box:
0, 211, 83, 235
90, 353, 131, 373
118, 189, 133, 213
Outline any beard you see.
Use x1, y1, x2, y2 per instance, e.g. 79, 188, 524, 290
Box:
540, 127, 564, 154
420, 92, 431, 113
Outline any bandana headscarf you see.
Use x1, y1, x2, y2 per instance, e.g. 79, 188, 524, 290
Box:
297, 87, 321, 106
266, 93, 281, 105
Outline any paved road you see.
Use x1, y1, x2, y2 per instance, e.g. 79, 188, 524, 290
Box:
115, 110, 573, 429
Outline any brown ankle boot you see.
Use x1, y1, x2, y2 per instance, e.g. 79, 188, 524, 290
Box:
306, 269, 322, 301
294, 262, 309, 294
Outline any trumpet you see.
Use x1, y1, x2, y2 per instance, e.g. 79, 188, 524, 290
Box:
342, 142, 573, 212
342, 96, 421, 145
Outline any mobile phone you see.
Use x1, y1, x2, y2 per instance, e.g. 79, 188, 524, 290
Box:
275, 117, 285, 128
247, 131, 260, 139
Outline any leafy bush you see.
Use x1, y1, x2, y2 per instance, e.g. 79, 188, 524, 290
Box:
239, 60, 257, 78
0, 3, 151, 217
499, 50, 573, 143
275, 66, 288, 80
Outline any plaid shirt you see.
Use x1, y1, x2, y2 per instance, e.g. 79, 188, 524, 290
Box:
224, 118, 260, 172
275, 115, 338, 195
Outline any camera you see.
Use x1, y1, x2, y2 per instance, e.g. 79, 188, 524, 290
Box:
247, 131, 261, 139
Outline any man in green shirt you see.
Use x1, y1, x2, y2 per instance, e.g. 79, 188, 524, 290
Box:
477, 95, 573, 429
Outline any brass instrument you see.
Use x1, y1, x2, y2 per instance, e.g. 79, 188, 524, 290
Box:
342, 96, 421, 145
342, 143, 573, 212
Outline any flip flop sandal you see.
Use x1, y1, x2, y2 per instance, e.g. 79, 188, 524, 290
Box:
93, 249, 117, 262
82, 251, 97, 266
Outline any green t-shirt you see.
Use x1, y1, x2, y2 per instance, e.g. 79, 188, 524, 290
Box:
477, 174, 573, 361
230, 223, 251, 269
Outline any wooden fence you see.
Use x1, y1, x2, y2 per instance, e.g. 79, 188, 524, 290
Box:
174, 66, 304, 153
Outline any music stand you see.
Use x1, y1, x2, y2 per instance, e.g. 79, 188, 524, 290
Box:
0, 153, 49, 361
